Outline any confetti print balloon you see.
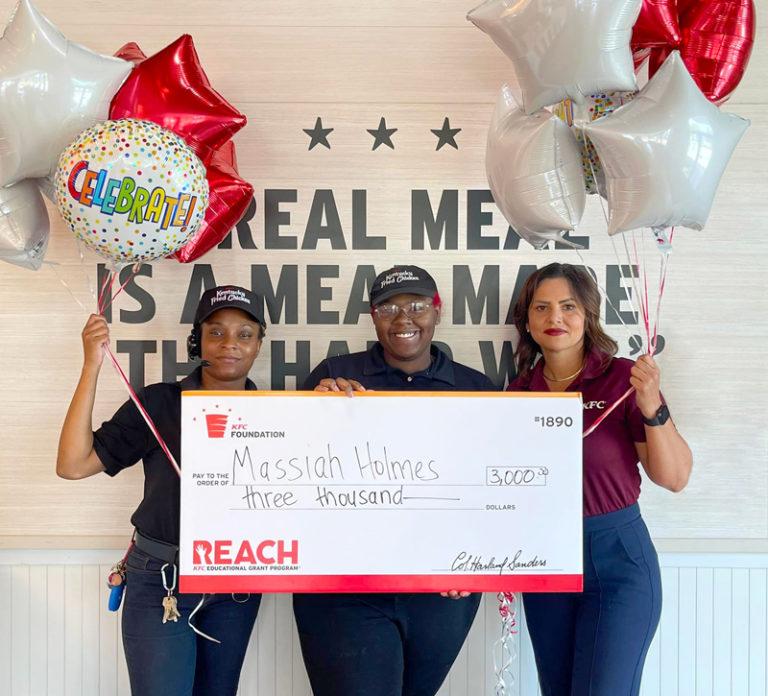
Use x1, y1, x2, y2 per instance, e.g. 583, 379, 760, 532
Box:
54, 118, 209, 265
553, 91, 637, 196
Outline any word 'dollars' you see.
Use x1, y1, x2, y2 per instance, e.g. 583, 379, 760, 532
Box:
193, 539, 299, 566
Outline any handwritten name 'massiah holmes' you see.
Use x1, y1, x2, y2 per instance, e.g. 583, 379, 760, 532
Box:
233, 441, 440, 484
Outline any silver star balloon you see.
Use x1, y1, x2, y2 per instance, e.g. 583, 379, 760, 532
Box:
468, 0, 641, 114
0, 0, 132, 186
583, 51, 750, 236
486, 85, 586, 250
0, 179, 50, 270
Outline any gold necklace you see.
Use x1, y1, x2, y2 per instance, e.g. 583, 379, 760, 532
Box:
543, 362, 584, 383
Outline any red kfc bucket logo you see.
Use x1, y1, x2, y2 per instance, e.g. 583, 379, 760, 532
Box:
205, 413, 229, 438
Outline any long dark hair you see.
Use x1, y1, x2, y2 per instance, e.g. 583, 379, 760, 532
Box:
512, 263, 617, 381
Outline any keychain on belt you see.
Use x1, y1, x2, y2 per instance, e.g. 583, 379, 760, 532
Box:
106, 540, 134, 612
161, 563, 182, 623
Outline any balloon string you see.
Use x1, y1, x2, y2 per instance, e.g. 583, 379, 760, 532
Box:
574, 105, 639, 314
651, 227, 674, 352
69, 253, 182, 478
621, 231, 643, 327
583, 385, 635, 438
585, 227, 672, 439
578, 110, 640, 325
102, 345, 181, 477
574, 104, 642, 441
97, 269, 115, 314
610, 235, 640, 322
582, 235, 642, 439
493, 592, 518, 695
99, 263, 141, 314
584, 233, 646, 439
48, 263, 90, 315
641, 239, 651, 349
575, 248, 631, 332
631, 232, 651, 349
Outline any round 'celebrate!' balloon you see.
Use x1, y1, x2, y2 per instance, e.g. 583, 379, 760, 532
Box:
54, 119, 209, 265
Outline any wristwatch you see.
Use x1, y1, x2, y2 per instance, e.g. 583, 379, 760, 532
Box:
643, 404, 670, 426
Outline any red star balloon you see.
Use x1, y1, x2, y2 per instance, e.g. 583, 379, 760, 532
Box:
680, 0, 755, 104
631, 0, 681, 50
109, 34, 246, 158
172, 141, 254, 263
111, 37, 254, 263
641, 0, 754, 104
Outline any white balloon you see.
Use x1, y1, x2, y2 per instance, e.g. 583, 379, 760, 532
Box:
583, 51, 750, 235
0, 179, 50, 270
468, 0, 641, 114
486, 85, 586, 249
0, 0, 132, 186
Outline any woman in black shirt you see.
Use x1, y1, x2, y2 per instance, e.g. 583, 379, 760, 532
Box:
57, 285, 266, 696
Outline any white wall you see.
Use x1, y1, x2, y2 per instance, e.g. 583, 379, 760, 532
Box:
2, 551, 766, 696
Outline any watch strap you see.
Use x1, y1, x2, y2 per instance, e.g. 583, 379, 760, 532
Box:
643, 403, 670, 427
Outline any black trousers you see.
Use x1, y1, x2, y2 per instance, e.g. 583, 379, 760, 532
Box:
293, 592, 481, 696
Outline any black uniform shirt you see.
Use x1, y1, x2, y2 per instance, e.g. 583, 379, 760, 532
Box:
92, 367, 257, 544
303, 342, 497, 392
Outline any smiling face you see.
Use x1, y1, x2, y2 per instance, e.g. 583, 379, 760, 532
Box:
372, 292, 440, 373
527, 278, 586, 358
200, 307, 262, 384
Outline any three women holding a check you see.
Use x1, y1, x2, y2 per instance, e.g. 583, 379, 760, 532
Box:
58, 261, 691, 696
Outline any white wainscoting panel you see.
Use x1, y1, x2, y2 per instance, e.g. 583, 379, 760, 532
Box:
0, 552, 766, 696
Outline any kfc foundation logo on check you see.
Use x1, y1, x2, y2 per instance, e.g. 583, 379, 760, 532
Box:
197, 407, 286, 440
193, 539, 300, 570
205, 412, 229, 438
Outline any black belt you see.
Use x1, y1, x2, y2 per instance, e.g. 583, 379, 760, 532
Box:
134, 530, 179, 564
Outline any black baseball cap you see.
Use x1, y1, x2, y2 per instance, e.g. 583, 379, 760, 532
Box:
194, 285, 266, 329
369, 265, 439, 307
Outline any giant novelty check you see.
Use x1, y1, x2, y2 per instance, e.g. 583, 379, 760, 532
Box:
179, 391, 583, 593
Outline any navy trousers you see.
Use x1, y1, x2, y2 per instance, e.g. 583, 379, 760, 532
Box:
523, 504, 661, 696
293, 592, 481, 696
121, 546, 261, 696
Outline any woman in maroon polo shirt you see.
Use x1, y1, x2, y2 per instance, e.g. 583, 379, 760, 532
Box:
508, 262, 692, 696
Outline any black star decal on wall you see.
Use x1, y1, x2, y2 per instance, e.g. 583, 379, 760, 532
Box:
367, 117, 397, 150
303, 117, 334, 150
431, 117, 461, 150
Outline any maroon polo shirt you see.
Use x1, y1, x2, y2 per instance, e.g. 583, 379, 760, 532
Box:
508, 349, 649, 517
